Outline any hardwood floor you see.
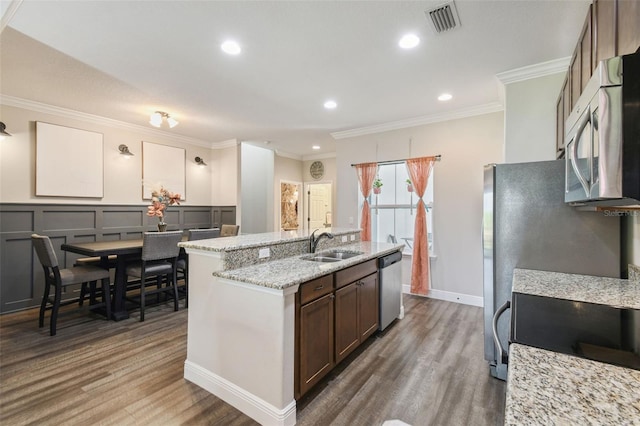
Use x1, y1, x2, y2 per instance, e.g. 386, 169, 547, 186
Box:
0, 295, 505, 425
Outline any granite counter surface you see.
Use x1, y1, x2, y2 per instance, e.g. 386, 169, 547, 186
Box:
178, 227, 360, 252
213, 241, 404, 290
505, 343, 640, 425
512, 268, 640, 310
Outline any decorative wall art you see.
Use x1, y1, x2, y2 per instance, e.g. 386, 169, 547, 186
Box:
142, 141, 186, 200
35, 121, 104, 198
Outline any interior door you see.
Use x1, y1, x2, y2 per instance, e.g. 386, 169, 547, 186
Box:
306, 183, 332, 230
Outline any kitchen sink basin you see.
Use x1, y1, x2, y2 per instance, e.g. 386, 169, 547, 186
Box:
303, 250, 363, 263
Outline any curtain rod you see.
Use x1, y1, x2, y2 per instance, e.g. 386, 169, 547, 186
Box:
351, 154, 441, 167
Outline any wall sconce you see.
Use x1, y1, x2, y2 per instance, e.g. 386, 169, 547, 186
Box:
0, 122, 12, 140
118, 144, 134, 158
195, 156, 207, 166
149, 111, 179, 128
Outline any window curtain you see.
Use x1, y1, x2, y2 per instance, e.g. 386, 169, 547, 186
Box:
406, 156, 436, 295
355, 162, 378, 241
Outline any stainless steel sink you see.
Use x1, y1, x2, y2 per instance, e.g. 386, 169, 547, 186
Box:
303, 250, 363, 263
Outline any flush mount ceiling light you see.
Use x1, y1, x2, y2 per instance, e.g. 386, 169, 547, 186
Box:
195, 156, 207, 166
438, 93, 453, 101
0, 122, 11, 140
398, 33, 420, 49
312, 145, 321, 150
118, 144, 134, 158
221, 40, 242, 55
324, 100, 337, 109
149, 111, 179, 128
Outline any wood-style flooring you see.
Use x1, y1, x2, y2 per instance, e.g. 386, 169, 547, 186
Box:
0, 295, 505, 425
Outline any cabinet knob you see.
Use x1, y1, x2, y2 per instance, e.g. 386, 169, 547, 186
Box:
329, 294, 335, 300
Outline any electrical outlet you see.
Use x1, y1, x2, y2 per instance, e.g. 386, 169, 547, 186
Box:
258, 248, 270, 258
341, 235, 347, 242
350, 234, 355, 241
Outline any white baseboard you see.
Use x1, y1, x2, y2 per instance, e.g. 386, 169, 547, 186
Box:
402, 284, 483, 307
184, 360, 296, 426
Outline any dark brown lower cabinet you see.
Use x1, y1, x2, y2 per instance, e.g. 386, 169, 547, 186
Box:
299, 293, 334, 397
296, 259, 380, 398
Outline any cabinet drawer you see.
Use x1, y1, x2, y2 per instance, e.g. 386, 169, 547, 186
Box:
299, 274, 334, 305
335, 259, 377, 289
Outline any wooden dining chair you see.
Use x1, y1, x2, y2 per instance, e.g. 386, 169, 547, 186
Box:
124, 231, 182, 321
176, 228, 221, 308
31, 234, 111, 336
220, 224, 240, 237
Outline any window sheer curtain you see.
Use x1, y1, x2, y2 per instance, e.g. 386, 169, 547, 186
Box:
406, 156, 436, 295
355, 162, 378, 241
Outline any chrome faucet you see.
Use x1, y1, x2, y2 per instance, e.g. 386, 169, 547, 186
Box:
309, 229, 334, 253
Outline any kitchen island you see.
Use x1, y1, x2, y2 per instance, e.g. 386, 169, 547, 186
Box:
179, 229, 404, 426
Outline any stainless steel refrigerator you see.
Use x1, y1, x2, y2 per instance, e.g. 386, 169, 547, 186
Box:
482, 160, 621, 380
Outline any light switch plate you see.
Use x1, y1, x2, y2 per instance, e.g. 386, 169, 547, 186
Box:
259, 248, 270, 258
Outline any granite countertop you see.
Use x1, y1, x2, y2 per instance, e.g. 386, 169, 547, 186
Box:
178, 227, 360, 252
505, 343, 640, 425
512, 268, 640, 310
213, 241, 404, 290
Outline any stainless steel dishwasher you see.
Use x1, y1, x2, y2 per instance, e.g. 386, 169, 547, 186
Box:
378, 250, 403, 331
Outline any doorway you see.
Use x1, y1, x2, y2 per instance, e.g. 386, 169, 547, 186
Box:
306, 182, 332, 231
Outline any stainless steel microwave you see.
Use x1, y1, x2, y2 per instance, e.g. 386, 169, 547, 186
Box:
565, 50, 640, 206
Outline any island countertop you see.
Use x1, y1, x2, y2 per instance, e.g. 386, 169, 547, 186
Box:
505, 343, 640, 425
213, 241, 404, 290
179, 227, 360, 252
512, 268, 640, 310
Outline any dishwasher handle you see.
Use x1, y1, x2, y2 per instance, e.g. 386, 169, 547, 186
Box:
379, 250, 402, 268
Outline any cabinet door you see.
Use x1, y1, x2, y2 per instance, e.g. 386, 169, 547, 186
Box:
299, 294, 334, 396
569, 48, 581, 109
593, 0, 616, 68
579, 5, 593, 90
617, 0, 640, 56
358, 273, 379, 341
335, 282, 359, 363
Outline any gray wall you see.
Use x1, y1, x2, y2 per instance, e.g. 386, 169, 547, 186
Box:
0, 203, 235, 314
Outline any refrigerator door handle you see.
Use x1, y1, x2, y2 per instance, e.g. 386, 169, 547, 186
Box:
492, 300, 511, 364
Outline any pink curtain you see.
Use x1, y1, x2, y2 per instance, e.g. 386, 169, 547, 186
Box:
355, 162, 378, 241
406, 157, 436, 295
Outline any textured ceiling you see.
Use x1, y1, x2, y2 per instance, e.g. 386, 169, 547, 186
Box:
1, 0, 591, 157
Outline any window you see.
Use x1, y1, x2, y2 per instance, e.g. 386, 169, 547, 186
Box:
359, 163, 434, 255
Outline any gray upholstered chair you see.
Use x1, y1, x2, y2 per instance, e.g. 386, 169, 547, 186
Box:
220, 224, 240, 237
31, 234, 111, 336
176, 228, 221, 308
124, 231, 183, 321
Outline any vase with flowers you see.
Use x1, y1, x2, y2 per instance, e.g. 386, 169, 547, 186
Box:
147, 186, 181, 231
406, 178, 414, 192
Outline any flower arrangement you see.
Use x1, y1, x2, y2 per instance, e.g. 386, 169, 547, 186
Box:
147, 186, 181, 225
406, 178, 414, 192
373, 177, 383, 195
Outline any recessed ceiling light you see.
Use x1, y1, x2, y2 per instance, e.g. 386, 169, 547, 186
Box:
324, 100, 337, 109
221, 40, 241, 55
312, 145, 321, 150
398, 34, 420, 49
438, 93, 453, 101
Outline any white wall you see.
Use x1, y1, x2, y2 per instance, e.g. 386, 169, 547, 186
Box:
211, 142, 239, 206
0, 104, 214, 205
503, 72, 565, 163
240, 143, 274, 234
336, 112, 504, 301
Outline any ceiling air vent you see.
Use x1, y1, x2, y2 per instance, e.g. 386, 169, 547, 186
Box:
426, 1, 461, 34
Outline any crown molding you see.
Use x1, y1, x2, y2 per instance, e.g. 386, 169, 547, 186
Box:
302, 152, 336, 161
496, 56, 571, 85
274, 149, 302, 161
331, 102, 504, 140
213, 138, 239, 149
0, 94, 224, 149
0, 0, 23, 34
